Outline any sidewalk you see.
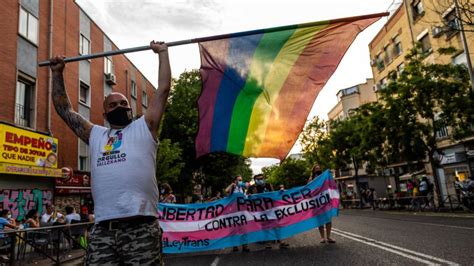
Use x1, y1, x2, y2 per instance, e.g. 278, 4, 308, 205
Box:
341, 207, 474, 219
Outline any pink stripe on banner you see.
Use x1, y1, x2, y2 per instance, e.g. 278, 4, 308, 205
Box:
162, 199, 339, 242
158, 181, 336, 222
196, 40, 230, 157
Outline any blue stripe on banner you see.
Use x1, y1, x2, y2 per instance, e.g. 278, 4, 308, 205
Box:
210, 34, 264, 152
162, 208, 339, 253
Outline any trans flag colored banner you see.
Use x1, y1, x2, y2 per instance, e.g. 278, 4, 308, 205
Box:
158, 170, 339, 253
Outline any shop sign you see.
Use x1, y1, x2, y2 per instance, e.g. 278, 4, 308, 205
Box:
466, 150, 474, 158
0, 162, 62, 177
55, 172, 90, 187
0, 124, 59, 168
55, 187, 91, 194
440, 152, 466, 165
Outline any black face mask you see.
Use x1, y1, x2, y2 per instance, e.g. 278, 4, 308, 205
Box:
106, 107, 133, 126
314, 170, 322, 177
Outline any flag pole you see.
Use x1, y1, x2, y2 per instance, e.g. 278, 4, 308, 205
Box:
38, 12, 388, 67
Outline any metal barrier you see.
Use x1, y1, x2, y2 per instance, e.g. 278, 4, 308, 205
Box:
0, 222, 92, 265
340, 194, 473, 213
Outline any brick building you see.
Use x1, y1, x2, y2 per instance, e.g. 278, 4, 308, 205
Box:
0, 0, 157, 219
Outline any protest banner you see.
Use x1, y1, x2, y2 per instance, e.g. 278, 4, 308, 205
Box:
158, 170, 339, 253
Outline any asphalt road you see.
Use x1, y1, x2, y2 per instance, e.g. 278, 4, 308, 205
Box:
164, 210, 474, 265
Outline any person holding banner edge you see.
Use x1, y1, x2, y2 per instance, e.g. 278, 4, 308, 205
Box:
225, 175, 251, 252
308, 164, 336, 244
49, 40, 170, 265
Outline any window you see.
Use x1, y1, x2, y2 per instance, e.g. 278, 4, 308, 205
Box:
131, 80, 137, 98
411, 0, 425, 21
393, 35, 402, 56
435, 115, 449, 139
379, 77, 388, 90
79, 34, 90, 55
376, 53, 385, 71
79, 81, 90, 105
420, 34, 432, 54
78, 139, 90, 171
452, 52, 467, 67
397, 63, 405, 75
15, 77, 35, 127
444, 9, 459, 38
383, 45, 392, 64
104, 57, 114, 74
142, 90, 148, 106
18, 7, 38, 44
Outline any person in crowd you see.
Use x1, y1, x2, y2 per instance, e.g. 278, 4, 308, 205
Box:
225, 175, 247, 195
41, 205, 64, 226
0, 210, 18, 238
24, 210, 40, 228
65, 206, 81, 224
309, 164, 336, 244
252, 174, 290, 249
209, 191, 222, 202
50, 40, 170, 265
225, 175, 250, 252
411, 179, 420, 210
160, 183, 177, 204
367, 188, 377, 210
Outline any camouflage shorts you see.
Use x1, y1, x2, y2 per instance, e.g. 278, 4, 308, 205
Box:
86, 218, 163, 265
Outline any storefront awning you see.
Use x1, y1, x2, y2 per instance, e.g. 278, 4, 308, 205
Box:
399, 169, 425, 181
55, 186, 91, 194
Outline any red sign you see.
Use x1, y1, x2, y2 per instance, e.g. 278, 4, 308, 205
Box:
55, 172, 90, 187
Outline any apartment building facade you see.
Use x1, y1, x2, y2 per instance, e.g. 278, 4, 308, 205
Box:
327, 79, 393, 196
0, 0, 157, 219
368, 0, 474, 198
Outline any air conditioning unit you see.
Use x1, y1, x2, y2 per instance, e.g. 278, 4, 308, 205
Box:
370, 59, 377, 66
374, 84, 383, 91
105, 73, 116, 85
432, 27, 444, 38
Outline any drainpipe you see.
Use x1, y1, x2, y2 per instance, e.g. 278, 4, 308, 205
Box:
454, 0, 474, 94
47, 0, 54, 134
402, 0, 415, 45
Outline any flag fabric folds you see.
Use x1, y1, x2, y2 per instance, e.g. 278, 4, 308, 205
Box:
195, 14, 382, 159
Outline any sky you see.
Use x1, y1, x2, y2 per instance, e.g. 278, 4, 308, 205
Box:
75, 0, 401, 173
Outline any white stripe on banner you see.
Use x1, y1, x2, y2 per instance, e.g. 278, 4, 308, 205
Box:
160, 188, 339, 232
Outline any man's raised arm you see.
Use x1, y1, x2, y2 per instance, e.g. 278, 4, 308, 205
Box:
145, 41, 171, 139
50, 56, 93, 144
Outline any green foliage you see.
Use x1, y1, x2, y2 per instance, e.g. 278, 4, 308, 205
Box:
300, 116, 334, 169
156, 139, 184, 186
265, 158, 311, 189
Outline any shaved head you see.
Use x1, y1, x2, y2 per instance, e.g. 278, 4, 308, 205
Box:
103, 92, 129, 113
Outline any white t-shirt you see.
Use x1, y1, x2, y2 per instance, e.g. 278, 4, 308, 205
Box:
65, 213, 81, 224
41, 212, 63, 225
90, 116, 159, 223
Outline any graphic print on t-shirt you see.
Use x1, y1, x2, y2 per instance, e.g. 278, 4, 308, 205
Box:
97, 130, 127, 167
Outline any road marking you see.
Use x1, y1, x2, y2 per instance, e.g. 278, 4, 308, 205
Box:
412, 222, 474, 230
332, 228, 459, 265
211, 256, 220, 266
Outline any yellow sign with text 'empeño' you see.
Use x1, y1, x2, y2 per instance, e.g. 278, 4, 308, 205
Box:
0, 124, 59, 168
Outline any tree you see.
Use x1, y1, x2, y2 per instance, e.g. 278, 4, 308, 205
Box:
155, 139, 184, 187
379, 44, 473, 198
432, 0, 473, 33
264, 158, 310, 189
300, 116, 334, 170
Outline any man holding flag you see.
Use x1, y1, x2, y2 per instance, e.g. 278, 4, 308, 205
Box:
49, 41, 170, 265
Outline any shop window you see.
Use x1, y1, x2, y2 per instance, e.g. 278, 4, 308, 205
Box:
78, 139, 90, 171
79, 34, 90, 55
15, 76, 35, 128
79, 81, 90, 105
419, 34, 432, 55
411, 0, 425, 21
18, 7, 38, 44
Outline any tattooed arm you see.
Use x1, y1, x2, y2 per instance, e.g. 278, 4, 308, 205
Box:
146, 41, 171, 139
50, 56, 93, 144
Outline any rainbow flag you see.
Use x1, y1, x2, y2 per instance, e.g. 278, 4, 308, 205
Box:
196, 14, 384, 159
